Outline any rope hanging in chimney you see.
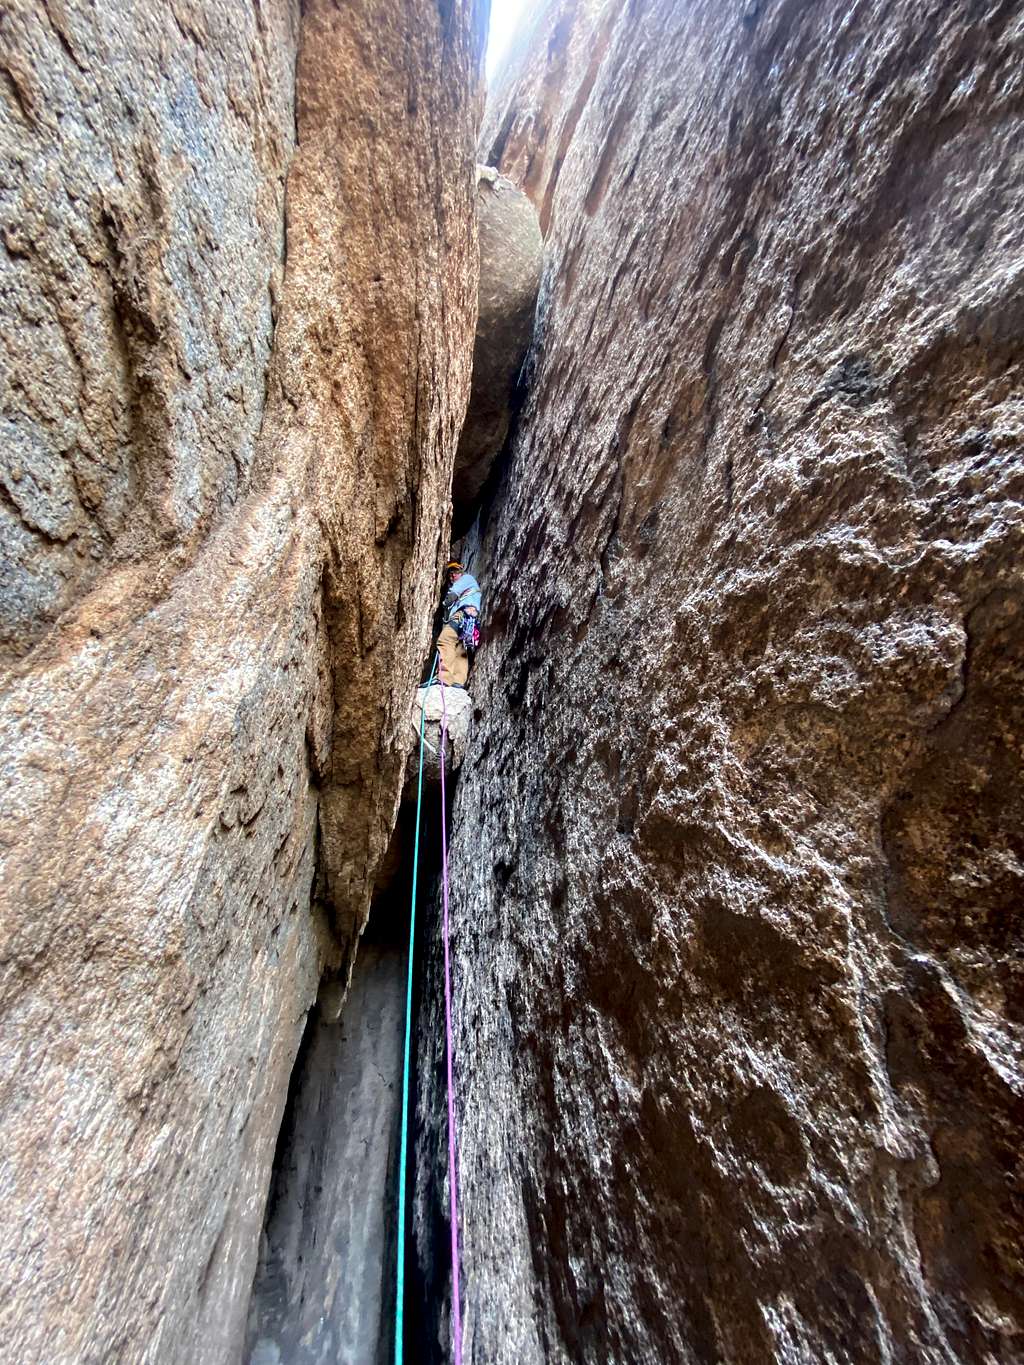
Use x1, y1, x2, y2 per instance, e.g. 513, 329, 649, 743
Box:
394, 659, 464, 1365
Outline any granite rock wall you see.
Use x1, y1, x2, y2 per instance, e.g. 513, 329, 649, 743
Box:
418, 1, 1024, 1361
0, 0, 483, 1358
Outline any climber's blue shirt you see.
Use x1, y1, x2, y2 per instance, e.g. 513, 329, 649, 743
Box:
444, 572, 482, 621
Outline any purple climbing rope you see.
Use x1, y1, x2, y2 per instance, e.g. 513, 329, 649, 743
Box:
437, 675, 464, 1365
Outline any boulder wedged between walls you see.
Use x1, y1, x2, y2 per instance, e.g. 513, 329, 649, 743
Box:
452, 166, 542, 512
408, 683, 473, 784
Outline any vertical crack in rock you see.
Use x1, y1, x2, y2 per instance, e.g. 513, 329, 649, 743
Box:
453, 167, 542, 517
245, 752, 461, 1365
245, 908, 406, 1365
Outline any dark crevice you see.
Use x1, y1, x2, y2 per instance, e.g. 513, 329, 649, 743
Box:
243, 906, 406, 1363
243, 760, 455, 1364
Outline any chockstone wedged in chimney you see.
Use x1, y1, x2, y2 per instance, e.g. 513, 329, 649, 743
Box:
452, 164, 543, 512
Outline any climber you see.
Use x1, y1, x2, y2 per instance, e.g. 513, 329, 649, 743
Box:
435, 559, 481, 688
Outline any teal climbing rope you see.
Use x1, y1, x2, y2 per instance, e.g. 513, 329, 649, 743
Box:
395, 657, 436, 1364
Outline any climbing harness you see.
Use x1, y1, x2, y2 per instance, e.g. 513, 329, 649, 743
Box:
444, 577, 480, 623
395, 659, 464, 1365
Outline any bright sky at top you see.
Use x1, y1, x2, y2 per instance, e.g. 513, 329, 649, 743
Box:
486, 0, 533, 81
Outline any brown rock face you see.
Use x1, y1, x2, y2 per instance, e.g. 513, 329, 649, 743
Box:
418, 1, 1024, 1361
453, 168, 542, 510
0, 1, 297, 660
0, 0, 481, 1359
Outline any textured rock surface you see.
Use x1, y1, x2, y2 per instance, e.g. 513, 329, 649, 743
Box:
0, 0, 295, 658
0, 0, 481, 1359
418, 2, 1024, 1362
453, 168, 542, 509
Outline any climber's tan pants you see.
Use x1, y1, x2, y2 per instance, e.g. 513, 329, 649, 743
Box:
436, 624, 469, 686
